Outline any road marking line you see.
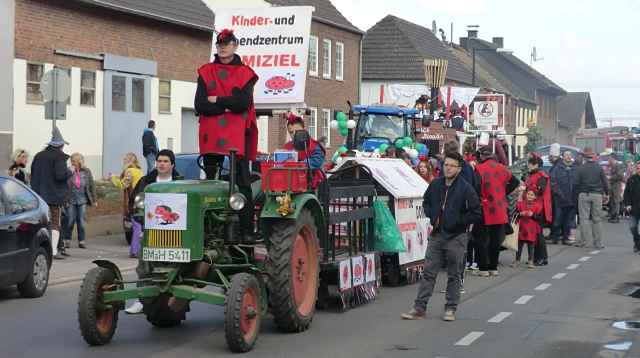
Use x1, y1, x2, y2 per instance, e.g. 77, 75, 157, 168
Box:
578, 256, 591, 262
552, 273, 567, 279
488, 312, 512, 323
566, 264, 580, 270
514, 295, 534, 304
535, 283, 552, 291
590, 250, 600, 255
454, 331, 485, 346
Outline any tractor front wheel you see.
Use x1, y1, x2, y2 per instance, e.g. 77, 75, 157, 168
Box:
225, 273, 261, 353
266, 209, 319, 332
143, 293, 188, 327
78, 267, 119, 346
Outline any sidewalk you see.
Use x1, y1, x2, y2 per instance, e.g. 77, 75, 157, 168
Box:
49, 233, 138, 286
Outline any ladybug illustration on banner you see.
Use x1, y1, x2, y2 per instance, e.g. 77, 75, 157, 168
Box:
154, 205, 180, 225
264, 73, 296, 95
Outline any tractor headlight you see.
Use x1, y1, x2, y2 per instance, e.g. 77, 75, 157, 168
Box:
229, 193, 247, 211
134, 193, 145, 211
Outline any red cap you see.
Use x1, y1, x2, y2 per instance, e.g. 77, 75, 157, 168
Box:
216, 29, 237, 44
286, 112, 304, 126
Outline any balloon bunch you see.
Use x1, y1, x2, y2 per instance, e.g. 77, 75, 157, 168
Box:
330, 111, 356, 137
373, 137, 428, 160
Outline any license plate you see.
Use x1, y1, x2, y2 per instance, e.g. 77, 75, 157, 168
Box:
142, 248, 191, 262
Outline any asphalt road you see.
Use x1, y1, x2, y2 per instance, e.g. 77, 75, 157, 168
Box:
2, 222, 640, 358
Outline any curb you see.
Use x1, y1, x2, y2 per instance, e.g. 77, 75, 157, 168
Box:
49, 265, 138, 286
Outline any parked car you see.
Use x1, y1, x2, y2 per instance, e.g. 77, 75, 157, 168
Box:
0, 176, 51, 297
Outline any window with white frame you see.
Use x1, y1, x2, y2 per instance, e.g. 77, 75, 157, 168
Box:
335, 42, 344, 81
321, 109, 331, 146
322, 39, 331, 79
159, 80, 171, 113
308, 36, 318, 76
26, 63, 44, 103
80, 70, 96, 106
308, 108, 317, 138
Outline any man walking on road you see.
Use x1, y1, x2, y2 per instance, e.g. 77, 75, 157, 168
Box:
623, 162, 640, 252
31, 126, 72, 260
550, 150, 577, 245
401, 152, 482, 322
608, 153, 625, 223
575, 148, 608, 249
142, 120, 159, 174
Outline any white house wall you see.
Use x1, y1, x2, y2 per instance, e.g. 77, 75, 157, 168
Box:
13, 58, 198, 178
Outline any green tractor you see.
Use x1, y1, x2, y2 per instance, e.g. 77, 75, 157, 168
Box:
77, 146, 377, 352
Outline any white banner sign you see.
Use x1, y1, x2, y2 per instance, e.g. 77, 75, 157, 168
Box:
473, 101, 499, 126
351, 256, 365, 287
214, 7, 313, 106
395, 198, 431, 266
332, 158, 428, 199
365, 253, 376, 283
339, 259, 352, 291
144, 193, 188, 230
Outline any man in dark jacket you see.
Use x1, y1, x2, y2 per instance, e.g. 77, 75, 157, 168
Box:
575, 147, 609, 249
623, 161, 640, 252
550, 151, 577, 245
402, 152, 482, 322
126, 149, 182, 314
142, 120, 159, 174
31, 126, 72, 259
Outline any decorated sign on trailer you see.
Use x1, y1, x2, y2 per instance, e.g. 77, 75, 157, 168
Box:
214, 7, 313, 106
395, 198, 431, 266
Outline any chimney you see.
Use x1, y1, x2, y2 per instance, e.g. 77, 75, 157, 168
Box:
460, 37, 469, 50
492, 37, 504, 48
467, 29, 478, 38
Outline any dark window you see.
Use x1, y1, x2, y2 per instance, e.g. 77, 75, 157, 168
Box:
81, 70, 96, 106
112, 76, 126, 111
0, 178, 38, 216
132, 78, 145, 113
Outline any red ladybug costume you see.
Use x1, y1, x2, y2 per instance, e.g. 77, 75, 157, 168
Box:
516, 200, 542, 243
526, 169, 552, 224
197, 60, 258, 160
476, 157, 513, 225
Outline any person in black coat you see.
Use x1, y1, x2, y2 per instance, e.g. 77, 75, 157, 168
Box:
142, 120, 159, 174
31, 126, 72, 259
623, 161, 640, 253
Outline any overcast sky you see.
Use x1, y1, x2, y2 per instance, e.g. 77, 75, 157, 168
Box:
332, 0, 640, 127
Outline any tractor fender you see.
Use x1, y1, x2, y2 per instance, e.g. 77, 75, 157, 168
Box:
92, 260, 124, 282
260, 193, 322, 221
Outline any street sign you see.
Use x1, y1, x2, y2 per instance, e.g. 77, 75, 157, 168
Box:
473, 101, 499, 127
41, 68, 70, 120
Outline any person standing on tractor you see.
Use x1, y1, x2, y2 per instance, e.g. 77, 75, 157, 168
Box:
282, 113, 326, 189
194, 28, 258, 239
401, 151, 482, 322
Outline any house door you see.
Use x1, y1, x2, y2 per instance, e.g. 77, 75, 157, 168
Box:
103, 71, 151, 176
181, 109, 198, 153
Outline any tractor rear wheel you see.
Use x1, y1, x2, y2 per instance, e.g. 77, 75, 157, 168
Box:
143, 293, 187, 327
224, 273, 261, 353
266, 209, 319, 332
78, 267, 119, 346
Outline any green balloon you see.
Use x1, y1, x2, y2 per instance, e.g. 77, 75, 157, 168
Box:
338, 146, 348, 153
336, 112, 347, 122
379, 144, 389, 152
340, 129, 349, 137
403, 137, 413, 147
395, 140, 404, 149
338, 120, 347, 130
